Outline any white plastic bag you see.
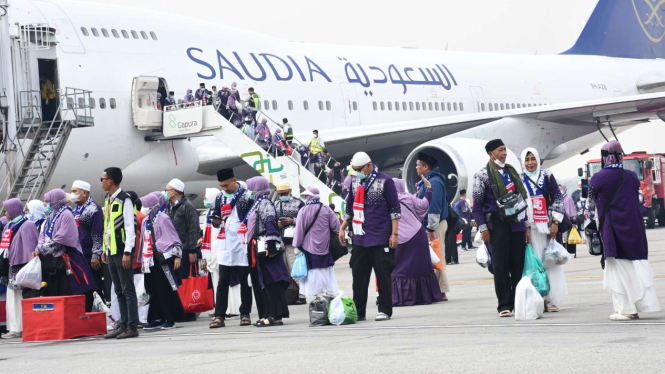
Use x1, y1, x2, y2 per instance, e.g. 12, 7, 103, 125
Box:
135, 274, 150, 324
474, 230, 483, 244
92, 291, 116, 330
429, 246, 441, 266
328, 293, 346, 326
475, 244, 490, 268
543, 240, 573, 266
16, 256, 42, 289
515, 276, 544, 320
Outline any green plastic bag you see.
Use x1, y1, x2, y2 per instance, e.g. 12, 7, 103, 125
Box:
341, 297, 358, 324
328, 295, 358, 325
522, 244, 550, 297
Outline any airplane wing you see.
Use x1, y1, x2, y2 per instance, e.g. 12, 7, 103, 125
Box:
321, 92, 665, 159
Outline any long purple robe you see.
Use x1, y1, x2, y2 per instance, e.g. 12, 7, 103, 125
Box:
588, 168, 648, 260
293, 202, 339, 269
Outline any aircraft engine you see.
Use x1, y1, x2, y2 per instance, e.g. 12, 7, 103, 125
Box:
403, 138, 521, 201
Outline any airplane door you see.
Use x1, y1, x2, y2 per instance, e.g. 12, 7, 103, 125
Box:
32, 1, 85, 54
469, 86, 486, 113
339, 83, 360, 126
132, 76, 165, 130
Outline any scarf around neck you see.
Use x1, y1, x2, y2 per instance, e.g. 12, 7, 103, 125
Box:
487, 161, 528, 201
352, 164, 379, 235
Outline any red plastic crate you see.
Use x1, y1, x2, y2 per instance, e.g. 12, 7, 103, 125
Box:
22, 295, 106, 342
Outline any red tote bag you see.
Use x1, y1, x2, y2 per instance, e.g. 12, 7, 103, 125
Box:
177, 265, 214, 314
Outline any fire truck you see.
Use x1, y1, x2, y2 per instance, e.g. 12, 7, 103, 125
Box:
580, 152, 665, 229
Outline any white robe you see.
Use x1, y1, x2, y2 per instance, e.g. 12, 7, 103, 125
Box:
604, 258, 660, 315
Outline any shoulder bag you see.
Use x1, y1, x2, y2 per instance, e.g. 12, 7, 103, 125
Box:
585, 169, 625, 256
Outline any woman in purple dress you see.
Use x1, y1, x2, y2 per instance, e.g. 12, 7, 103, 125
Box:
246, 177, 290, 327
588, 140, 660, 320
391, 178, 443, 306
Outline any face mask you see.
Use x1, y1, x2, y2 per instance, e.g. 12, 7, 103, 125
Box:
246, 191, 253, 199
492, 155, 506, 168
140, 206, 152, 216
10, 215, 23, 224
279, 196, 291, 202
69, 193, 80, 203
44, 203, 53, 215
203, 199, 213, 209
524, 168, 538, 177
313, 134, 318, 138
222, 190, 234, 199
170, 95, 174, 99
163, 190, 170, 201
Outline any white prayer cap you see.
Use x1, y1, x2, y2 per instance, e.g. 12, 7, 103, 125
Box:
276, 181, 291, 191
72, 180, 91, 191
205, 188, 220, 202
350, 152, 371, 167
168, 178, 185, 192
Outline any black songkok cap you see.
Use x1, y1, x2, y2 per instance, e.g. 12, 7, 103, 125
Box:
485, 139, 505, 153
169, 91, 174, 95
459, 189, 466, 195
417, 152, 438, 168
217, 168, 234, 181
200, 83, 205, 86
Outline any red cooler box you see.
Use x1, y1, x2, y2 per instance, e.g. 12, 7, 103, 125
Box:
22, 295, 106, 342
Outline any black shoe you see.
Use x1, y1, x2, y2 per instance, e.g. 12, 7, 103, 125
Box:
357, 316, 366, 321
116, 327, 139, 339
104, 326, 125, 339
468, 245, 477, 249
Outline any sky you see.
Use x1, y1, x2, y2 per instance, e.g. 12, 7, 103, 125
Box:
86, 0, 665, 187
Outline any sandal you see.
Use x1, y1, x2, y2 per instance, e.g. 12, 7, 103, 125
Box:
209, 319, 225, 328
295, 298, 307, 305
499, 310, 511, 317
240, 316, 252, 326
256, 317, 284, 327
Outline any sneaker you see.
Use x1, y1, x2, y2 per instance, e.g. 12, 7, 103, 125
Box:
375, 313, 390, 321
461, 247, 468, 251
160, 322, 176, 330
104, 326, 126, 339
116, 327, 139, 339
468, 245, 477, 250
143, 320, 164, 330
1, 331, 22, 339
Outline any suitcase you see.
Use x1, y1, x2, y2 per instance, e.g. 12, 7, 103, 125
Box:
22, 295, 106, 342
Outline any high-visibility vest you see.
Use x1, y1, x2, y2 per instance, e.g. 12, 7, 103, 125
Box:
284, 123, 293, 140
103, 191, 130, 255
41, 80, 55, 99
251, 93, 259, 108
310, 137, 322, 154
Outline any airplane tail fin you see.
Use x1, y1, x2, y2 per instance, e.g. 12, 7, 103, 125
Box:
562, 0, 665, 59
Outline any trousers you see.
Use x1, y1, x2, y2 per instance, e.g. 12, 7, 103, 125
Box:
107, 253, 139, 329
433, 221, 450, 293
283, 244, 304, 298
145, 263, 185, 324
444, 226, 459, 264
489, 215, 526, 312
6, 287, 22, 333
214, 265, 252, 319
351, 245, 395, 318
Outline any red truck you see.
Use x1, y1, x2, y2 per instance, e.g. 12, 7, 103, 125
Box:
580, 151, 664, 229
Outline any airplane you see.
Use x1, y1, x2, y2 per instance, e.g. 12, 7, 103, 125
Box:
1, 0, 665, 207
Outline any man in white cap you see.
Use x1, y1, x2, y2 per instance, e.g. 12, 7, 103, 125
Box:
71, 180, 107, 310
165, 178, 202, 319
339, 152, 401, 321
274, 180, 306, 304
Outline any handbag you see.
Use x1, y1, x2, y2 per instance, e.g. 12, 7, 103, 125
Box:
526, 174, 573, 232
285, 278, 299, 305
254, 210, 285, 257
177, 264, 214, 314
585, 169, 625, 256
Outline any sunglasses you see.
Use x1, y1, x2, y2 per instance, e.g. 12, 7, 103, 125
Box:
100, 177, 111, 182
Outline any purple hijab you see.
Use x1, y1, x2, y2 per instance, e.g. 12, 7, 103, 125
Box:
292, 187, 340, 255
559, 184, 577, 217
602, 140, 623, 166
41, 189, 82, 252
227, 90, 237, 108
246, 177, 273, 240
3, 198, 39, 266
256, 119, 270, 142
394, 178, 431, 244
138, 193, 181, 255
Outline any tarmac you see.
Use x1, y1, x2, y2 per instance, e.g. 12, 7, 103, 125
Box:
2, 228, 665, 374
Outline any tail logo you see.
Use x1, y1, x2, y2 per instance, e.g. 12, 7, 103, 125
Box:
633, 0, 665, 42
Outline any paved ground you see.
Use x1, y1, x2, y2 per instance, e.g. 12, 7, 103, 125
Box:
3, 228, 665, 374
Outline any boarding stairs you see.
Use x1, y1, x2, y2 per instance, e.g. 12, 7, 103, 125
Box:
160, 102, 345, 211
0, 88, 94, 204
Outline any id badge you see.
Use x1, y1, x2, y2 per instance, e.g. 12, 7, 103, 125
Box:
105, 230, 111, 248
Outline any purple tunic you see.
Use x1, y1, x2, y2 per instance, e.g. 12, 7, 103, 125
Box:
393, 179, 431, 244
458, 199, 472, 222
344, 172, 401, 247
74, 198, 104, 260
292, 203, 340, 256
472, 165, 527, 233
588, 168, 648, 260
2, 198, 38, 266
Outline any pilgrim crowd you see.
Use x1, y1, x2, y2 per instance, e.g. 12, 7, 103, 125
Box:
0, 137, 660, 339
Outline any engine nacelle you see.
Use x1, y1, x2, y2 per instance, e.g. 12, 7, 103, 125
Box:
403, 138, 522, 201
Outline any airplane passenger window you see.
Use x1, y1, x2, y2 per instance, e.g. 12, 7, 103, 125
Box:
326, 101, 331, 111
416, 102, 420, 111
460, 103, 464, 111
489, 103, 493, 111
353, 101, 357, 110
91, 28, 99, 37
387, 102, 392, 111
112, 29, 119, 38
402, 102, 407, 111
318, 101, 323, 110
421, 102, 426, 111
378, 102, 384, 111
89, 98, 95, 109
500, 103, 504, 110
141, 31, 148, 40
481, 103, 485, 111
303, 101, 309, 110
441, 102, 445, 111
453, 103, 458, 111
447, 103, 451, 111
409, 102, 414, 111
373, 101, 377, 110
99, 98, 106, 109
428, 102, 433, 111
273, 100, 278, 110
110, 98, 116, 109
121, 30, 129, 39
517, 104, 521, 108
288, 100, 293, 110
131, 30, 139, 39
527, 104, 531, 107
264, 100, 270, 110
138, 98, 142, 108
523, 103, 526, 107
394, 101, 399, 111
435, 102, 439, 111
348, 101, 352, 113
81, 27, 89, 36
150, 32, 158, 40
511, 104, 515, 109
101, 29, 109, 37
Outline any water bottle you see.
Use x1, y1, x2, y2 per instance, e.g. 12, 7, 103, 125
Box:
590, 232, 602, 256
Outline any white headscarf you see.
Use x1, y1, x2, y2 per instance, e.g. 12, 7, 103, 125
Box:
205, 188, 220, 203
520, 147, 541, 178
520, 147, 549, 234
26, 199, 46, 222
